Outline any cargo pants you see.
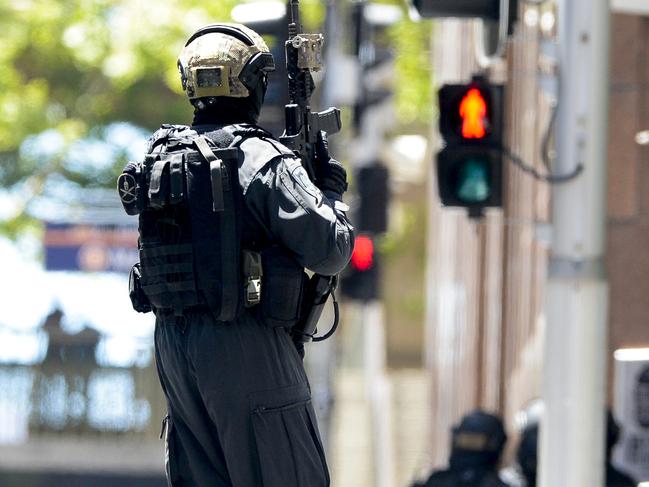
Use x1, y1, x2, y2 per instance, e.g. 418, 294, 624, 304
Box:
154, 309, 330, 487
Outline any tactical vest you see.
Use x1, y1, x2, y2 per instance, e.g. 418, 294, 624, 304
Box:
118, 123, 274, 320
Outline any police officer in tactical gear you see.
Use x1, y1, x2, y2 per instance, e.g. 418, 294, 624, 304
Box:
604, 412, 636, 487
511, 422, 538, 487
118, 23, 353, 486
505, 410, 636, 487
414, 411, 510, 487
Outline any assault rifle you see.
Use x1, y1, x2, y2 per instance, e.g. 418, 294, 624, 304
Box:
279, 0, 342, 181
281, 0, 342, 344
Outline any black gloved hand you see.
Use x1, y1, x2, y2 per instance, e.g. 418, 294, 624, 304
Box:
314, 131, 348, 195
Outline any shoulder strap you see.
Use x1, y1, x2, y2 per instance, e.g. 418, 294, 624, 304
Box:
192, 131, 241, 321
194, 136, 226, 213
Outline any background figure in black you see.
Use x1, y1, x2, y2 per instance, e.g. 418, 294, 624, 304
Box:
606, 411, 637, 487
414, 410, 510, 487
510, 422, 538, 487
505, 410, 636, 487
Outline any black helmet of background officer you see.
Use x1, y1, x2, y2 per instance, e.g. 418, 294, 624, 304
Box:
449, 410, 508, 471
177, 23, 275, 124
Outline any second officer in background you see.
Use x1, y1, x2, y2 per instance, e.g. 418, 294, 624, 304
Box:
415, 410, 510, 487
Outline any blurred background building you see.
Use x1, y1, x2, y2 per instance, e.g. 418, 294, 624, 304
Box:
425, 1, 649, 483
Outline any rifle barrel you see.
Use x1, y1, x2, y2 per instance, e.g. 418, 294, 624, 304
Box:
288, 0, 301, 33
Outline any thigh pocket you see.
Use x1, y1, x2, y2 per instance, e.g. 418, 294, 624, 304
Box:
250, 384, 329, 487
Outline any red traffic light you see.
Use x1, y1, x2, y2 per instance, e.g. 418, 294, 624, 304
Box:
350, 235, 374, 271
459, 88, 487, 139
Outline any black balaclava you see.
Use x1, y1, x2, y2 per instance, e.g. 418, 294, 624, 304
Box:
191, 78, 267, 126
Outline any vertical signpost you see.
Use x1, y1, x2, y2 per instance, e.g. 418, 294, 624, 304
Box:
540, 0, 610, 485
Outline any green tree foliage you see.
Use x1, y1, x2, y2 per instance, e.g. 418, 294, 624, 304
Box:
389, 18, 433, 129
1, 0, 240, 187
1, 0, 244, 235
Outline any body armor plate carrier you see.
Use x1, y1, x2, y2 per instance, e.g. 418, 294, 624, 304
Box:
118, 124, 270, 320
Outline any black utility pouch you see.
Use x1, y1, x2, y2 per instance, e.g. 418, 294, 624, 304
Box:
129, 263, 152, 313
259, 247, 307, 328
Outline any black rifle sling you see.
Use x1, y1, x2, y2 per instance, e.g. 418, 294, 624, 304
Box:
194, 135, 238, 321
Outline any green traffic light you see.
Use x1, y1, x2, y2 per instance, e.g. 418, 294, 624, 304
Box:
456, 158, 491, 203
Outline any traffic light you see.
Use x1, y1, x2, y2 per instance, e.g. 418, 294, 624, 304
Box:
351, 1, 399, 132
233, 2, 289, 137
357, 164, 390, 234
340, 234, 380, 301
413, 0, 500, 19
412, 0, 517, 29
412, 0, 518, 57
436, 77, 504, 216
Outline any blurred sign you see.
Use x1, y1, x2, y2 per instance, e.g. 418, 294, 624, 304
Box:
613, 350, 649, 482
44, 223, 138, 273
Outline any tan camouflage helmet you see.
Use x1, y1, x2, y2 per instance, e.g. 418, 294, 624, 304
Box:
177, 23, 275, 99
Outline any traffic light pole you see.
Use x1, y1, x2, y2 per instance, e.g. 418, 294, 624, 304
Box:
539, 0, 610, 486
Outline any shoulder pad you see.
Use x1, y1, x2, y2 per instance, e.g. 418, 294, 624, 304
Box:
228, 123, 274, 140
238, 136, 297, 194
240, 136, 295, 165
160, 123, 189, 130
147, 124, 192, 153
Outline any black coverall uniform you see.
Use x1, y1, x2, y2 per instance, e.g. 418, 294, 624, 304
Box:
154, 123, 354, 487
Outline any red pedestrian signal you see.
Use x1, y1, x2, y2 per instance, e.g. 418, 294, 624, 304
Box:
351, 235, 374, 271
460, 88, 487, 139
341, 234, 380, 301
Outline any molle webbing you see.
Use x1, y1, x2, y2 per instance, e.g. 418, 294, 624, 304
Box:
140, 243, 200, 314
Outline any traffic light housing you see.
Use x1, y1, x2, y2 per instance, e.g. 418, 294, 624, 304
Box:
239, 11, 289, 137
351, 1, 398, 133
412, 0, 517, 30
340, 234, 380, 301
436, 78, 504, 216
412, 0, 518, 56
357, 164, 390, 234
413, 0, 500, 19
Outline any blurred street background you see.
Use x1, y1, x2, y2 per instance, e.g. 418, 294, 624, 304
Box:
1, 0, 649, 486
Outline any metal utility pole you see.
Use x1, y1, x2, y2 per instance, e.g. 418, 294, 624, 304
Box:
539, 0, 610, 486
